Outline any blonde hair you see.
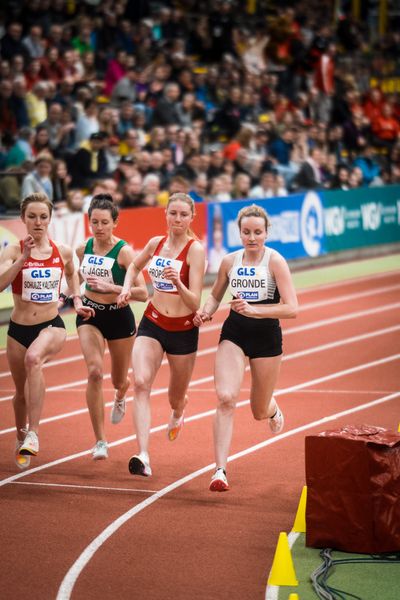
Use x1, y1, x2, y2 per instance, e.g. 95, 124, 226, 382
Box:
20, 193, 53, 217
237, 204, 270, 231
167, 192, 197, 239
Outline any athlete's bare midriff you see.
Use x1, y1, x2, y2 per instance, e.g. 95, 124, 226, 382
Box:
151, 289, 193, 318
11, 295, 59, 326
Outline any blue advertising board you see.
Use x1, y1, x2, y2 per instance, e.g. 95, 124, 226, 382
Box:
207, 192, 326, 272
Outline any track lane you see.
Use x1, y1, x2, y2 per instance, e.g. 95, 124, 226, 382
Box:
0, 271, 399, 600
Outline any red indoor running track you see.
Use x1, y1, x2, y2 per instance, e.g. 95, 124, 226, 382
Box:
0, 270, 399, 600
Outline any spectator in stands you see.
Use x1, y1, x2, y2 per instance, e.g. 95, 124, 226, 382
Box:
0, 21, 29, 62
75, 99, 99, 146
23, 25, 45, 60
21, 152, 54, 200
51, 158, 71, 205
250, 170, 287, 199
152, 82, 182, 126
352, 144, 381, 186
371, 102, 400, 150
69, 132, 108, 189
0, 79, 18, 133
292, 146, 324, 191
120, 172, 144, 208
26, 81, 48, 128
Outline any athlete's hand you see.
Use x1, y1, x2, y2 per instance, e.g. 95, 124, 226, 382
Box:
86, 276, 114, 293
163, 266, 180, 287
230, 298, 254, 316
117, 290, 131, 307
193, 310, 211, 327
21, 235, 35, 259
76, 305, 95, 321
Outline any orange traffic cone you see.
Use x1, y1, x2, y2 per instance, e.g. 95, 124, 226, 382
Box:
267, 532, 298, 586
292, 486, 307, 533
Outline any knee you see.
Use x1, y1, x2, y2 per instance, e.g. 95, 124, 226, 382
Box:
24, 351, 42, 372
87, 364, 103, 384
134, 372, 151, 395
216, 389, 236, 414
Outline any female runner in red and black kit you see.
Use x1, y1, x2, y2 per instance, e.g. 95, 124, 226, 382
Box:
118, 193, 205, 476
0, 193, 93, 469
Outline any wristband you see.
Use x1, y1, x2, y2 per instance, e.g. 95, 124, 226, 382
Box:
59, 293, 68, 304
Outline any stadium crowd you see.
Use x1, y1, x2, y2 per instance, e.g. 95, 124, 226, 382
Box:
0, 0, 400, 214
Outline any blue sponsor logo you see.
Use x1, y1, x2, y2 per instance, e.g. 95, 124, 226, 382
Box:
157, 282, 173, 290
88, 256, 104, 265
31, 269, 51, 278
237, 267, 256, 276
155, 257, 171, 267
31, 293, 53, 302
238, 291, 259, 300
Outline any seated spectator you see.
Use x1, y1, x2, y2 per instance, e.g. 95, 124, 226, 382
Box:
21, 152, 54, 200
250, 170, 287, 198
371, 103, 400, 151
151, 82, 182, 126
52, 158, 71, 205
0, 166, 25, 212
189, 173, 209, 203
74, 99, 99, 146
232, 172, 251, 199
120, 172, 144, 208
69, 132, 108, 189
23, 25, 45, 60
104, 49, 128, 98
292, 146, 324, 191
352, 144, 381, 186
329, 164, 350, 190
111, 65, 139, 105
26, 81, 48, 128
32, 126, 52, 157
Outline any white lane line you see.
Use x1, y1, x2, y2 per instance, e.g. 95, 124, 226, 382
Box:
10, 481, 158, 494
1, 279, 399, 376
1, 324, 399, 435
1, 300, 399, 402
1, 352, 399, 489
56, 387, 400, 600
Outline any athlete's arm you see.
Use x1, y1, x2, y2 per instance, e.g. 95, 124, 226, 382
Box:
193, 253, 232, 325
60, 244, 94, 319
0, 237, 34, 292
117, 237, 159, 306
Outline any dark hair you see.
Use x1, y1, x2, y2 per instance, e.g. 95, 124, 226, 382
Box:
88, 193, 118, 221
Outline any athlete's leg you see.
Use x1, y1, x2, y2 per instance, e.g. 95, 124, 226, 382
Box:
213, 340, 246, 470
7, 336, 28, 440
108, 336, 134, 400
166, 351, 196, 417
131, 336, 164, 456
23, 326, 66, 432
78, 324, 106, 442
249, 354, 282, 420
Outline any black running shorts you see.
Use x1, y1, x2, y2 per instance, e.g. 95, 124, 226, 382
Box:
219, 309, 282, 358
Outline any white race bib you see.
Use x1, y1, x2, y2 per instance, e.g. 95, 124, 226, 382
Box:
228, 265, 269, 302
80, 254, 115, 284
147, 255, 183, 292
22, 267, 62, 303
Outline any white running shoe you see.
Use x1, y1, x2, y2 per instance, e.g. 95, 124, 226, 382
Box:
110, 394, 126, 424
209, 468, 229, 492
15, 434, 31, 469
269, 404, 284, 434
92, 440, 108, 460
128, 454, 152, 477
19, 431, 39, 456
167, 411, 184, 441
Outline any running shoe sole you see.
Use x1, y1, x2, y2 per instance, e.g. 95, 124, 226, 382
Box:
128, 455, 152, 477
209, 478, 229, 492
